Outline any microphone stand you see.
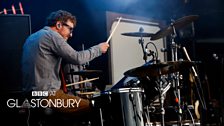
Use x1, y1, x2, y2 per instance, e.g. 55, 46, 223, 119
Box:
81, 43, 91, 92
213, 53, 224, 125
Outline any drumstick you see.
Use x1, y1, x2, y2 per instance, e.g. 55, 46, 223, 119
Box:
66, 77, 99, 87
106, 17, 122, 43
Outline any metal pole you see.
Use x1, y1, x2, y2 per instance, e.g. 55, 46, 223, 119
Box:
170, 24, 182, 126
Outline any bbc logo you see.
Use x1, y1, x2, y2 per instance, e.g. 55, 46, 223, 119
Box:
32, 91, 48, 96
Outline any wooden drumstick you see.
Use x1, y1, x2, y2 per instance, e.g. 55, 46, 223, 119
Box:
66, 77, 99, 87
106, 17, 122, 44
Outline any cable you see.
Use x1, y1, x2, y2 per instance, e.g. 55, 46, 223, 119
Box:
26, 108, 30, 126
145, 42, 159, 62
186, 106, 195, 126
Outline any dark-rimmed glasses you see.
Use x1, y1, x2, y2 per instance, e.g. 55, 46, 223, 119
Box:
62, 23, 73, 33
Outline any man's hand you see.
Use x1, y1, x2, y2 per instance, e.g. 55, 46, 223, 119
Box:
99, 42, 109, 53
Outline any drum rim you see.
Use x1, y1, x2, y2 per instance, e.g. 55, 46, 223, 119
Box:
110, 87, 144, 93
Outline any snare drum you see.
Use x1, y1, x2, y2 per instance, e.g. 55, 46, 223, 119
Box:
108, 88, 145, 126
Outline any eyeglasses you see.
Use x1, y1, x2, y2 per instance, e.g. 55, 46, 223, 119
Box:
62, 23, 73, 33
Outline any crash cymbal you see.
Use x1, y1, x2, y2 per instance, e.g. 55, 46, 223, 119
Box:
67, 70, 103, 76
121, 32, 154, 37
150, 15, 199, 40
124, 63, 169, 77
150, 27, 173, 41
124, 60, 195, 77
173, 15, 199, 29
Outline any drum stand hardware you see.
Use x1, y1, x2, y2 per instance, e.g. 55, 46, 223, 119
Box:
145, 74, 172, 126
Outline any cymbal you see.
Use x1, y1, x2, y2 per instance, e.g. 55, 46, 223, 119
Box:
124, 60, 195, 77
121, 32, 154, 37
67, 70, 103, 76
150, 15, 199, 40
173, 15, 199, 29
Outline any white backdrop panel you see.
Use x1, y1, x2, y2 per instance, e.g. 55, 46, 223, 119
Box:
109, 18, 166, 85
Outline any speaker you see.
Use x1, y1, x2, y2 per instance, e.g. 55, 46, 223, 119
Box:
0, 14, 31, 93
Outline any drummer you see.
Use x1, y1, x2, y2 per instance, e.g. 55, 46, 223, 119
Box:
21, 9, 109, 116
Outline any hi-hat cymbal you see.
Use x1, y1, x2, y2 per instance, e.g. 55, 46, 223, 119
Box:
67, 70, 103, 76
121, 32, 154, 37
124, 60, 195, 77
150, 15, 199, 40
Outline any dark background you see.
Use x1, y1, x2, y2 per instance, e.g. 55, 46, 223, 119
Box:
0, 0, 224, 125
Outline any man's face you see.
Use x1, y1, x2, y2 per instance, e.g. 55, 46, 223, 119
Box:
58, 20, 74, 40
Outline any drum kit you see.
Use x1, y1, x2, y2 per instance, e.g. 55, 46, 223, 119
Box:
66, 15, 201, 126
65, 69, 103, 97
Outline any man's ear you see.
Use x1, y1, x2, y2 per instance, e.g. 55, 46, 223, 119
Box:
57, 23, 61, 28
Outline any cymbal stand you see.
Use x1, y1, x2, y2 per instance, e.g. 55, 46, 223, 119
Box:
138, 27, 147, 63
170, 23, 182, 126
81, 43, 92, 92
68, 64, 75, 91
82, 43, 89, 70
170, 22, 178, 62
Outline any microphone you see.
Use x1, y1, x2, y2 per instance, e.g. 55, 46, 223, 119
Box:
145, 49, 154, 56
160, 48, 168, 52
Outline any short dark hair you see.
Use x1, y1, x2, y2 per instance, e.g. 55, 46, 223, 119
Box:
45, 10, 76, 27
